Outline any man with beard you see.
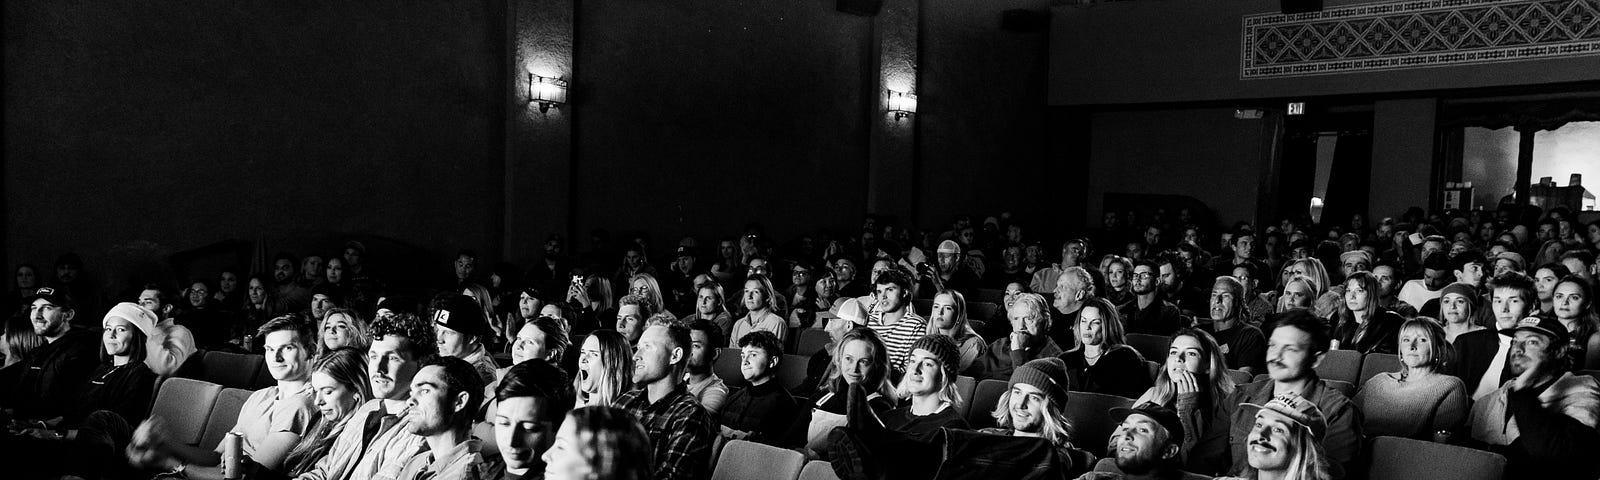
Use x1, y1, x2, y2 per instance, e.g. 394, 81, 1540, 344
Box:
661, 245, 702, 313
1200, 277, 1267, 375
1208, 230, 1258, 274
293, 313, 436, 480
1156, 254, 1207, 317
967, 357, 1094, 478
492, 359, 574, 480
1190, 310, 1360, 479
2, 287, 99, 420
616, 324, 716, 480
1120, 260, 1184, 336
1467, 317, 1600, 479
391, 356, 500, 480
1079, 406, 1209, 480
919, 240, 981, 298
274, 253, 313, 317
684, 319, 729, 415
301, 254, 327, 289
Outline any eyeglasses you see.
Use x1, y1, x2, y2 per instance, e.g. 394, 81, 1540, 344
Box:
1132, 272, 1155, 279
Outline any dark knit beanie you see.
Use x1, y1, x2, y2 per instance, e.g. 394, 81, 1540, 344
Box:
1010, 357, 1071, 409
909, 334, 961, 380
1439, 282, 1477, 302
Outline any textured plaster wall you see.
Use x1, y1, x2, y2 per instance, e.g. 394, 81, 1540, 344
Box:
4, 1, 503, 291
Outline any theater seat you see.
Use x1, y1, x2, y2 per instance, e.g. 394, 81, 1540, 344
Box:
1125, 334, 1170, 364
966, 379, 1008, 429
1146, 361, 1160, 383
149, 377, 224, 447
200, 351, 265, 390
776, 354, 810, 391
1061, 391, 1135, 458
200, 388, 254, 448
1224, 369, 1252, 386
913, 299, 933, 318
1367, 436, 1505, 480
798, 460, 840, 480
715, 347, 746, 388
712, 439, 805, 480
953, 375, 976, 420
795, 328, 833, 357
967, 302, 1000, 323
1314, 349, 1362, 385
973, 289, 1006, 304
1359, 353, 1402, 386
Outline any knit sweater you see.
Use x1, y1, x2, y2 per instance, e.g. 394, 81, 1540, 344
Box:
1353, 371, 1468, 439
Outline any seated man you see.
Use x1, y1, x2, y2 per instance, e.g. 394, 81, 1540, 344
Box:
434, 295, 499, 385
493, 359, 575, 480
1454, 272, 1537, 398
969, 293, 1063, 381
616, 323, 715, 480
1200, 276, 1266, 375
128, 315, 320, 479
296, 312, 437, 480
1080, 405, 1209, 480
392, 356, 501, 480
1467, 318, 1600, 479
1190, 310, 1361, 479
3, 288, 100, 421
958, 358, 1093, 478
717, 331, 800, 445
684, 319, 728, 415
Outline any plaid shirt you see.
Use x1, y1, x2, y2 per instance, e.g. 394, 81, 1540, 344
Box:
616, 387, 716, 480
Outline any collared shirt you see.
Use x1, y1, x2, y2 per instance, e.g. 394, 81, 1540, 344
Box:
459, 344, 501, 387
865, 309, 929, 371
1472, 333, 1513, 400
616, 387, 716, 480
296, 399, 414, 480
391, 438, 502, 480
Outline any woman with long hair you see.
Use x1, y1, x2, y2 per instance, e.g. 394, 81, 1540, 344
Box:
317, 308, 370, 357
1059, 297, 1150, 398
686, 284, 733, 346
794, 327, 896, 453
1437, 283, 1482, 343
814, 271, 846, 317
1232, 397, 1333, 480
283, 347, 373, 476
13, 263, 40, 311
567, 274, 616, 337
461, 282, 506, 351
2, 313, 44, 369
1354, 319, 1467, 440
930, 289, 984, 372
731, 274, 787, 346
541, 405, 655, 480
572, 330, 635, 408
1552, 275, 1600, 370
1329, 272, 1403, 354
68, 303, 160, 426
1133, 327, 1236, 461
626, 273, 671, 318
1276, 277, 1317, 314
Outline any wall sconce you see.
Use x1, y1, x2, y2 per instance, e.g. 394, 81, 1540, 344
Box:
528, 74, 568, 112
887, 90, 917, 119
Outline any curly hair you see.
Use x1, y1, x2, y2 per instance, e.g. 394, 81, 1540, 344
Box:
370, 312, 438, 359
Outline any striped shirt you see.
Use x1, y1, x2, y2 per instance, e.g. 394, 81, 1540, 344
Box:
866, 309, 929, 371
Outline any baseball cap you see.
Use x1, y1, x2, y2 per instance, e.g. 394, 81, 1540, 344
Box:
937, 240, 962, 255
28, 286, 74, 310
676, 245, 697, 258
1239, 393, 1328, 441
1498, 316, 1570, 347
1109, 405, 1186, 444
433, 294, 491, 337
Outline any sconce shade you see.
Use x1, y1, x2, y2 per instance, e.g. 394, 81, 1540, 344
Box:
529, 74, 568, 111
887, 90, 916, 119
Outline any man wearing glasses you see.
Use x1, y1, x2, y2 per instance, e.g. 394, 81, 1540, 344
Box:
1117, 259, 1184, 336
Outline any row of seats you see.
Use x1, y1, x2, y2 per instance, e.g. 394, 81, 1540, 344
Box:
148, 377, 255, 448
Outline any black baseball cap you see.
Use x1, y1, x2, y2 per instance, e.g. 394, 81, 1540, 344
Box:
433, 294, 490, 337
28, 286, 74, 309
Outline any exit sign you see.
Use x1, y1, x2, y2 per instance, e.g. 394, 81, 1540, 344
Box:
1288, 102, 1306, 115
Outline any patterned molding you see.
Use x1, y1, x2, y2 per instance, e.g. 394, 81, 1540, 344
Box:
1241, 0, 1600, 79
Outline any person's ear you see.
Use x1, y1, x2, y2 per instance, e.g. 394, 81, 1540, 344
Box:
671, 346, 684, 365
453, 390, 471, 414
768, 355, 780, 370
1161, 443, 1180, 461
62, 308, 75, 323
1311, 350, 1326, 369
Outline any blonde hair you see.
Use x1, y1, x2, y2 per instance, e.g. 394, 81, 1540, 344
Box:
990, 388, 1074, 448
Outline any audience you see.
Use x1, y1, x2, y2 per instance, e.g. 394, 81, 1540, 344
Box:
9, 205, 1600, 480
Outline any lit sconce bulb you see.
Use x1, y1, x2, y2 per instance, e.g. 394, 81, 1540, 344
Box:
887, 89, 916, 120
529, 74, 569, 112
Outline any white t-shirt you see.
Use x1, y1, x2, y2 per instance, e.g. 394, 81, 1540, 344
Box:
1397, 279, 1443, 311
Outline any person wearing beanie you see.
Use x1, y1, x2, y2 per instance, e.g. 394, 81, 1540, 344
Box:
880, 335, 970, 440
1436, 282, 1483, 343
67, 302, 163, 427
432, 293, 499, 385
974, 357, 1095, 477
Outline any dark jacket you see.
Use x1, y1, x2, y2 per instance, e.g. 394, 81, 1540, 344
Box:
1450, 328, 1508, 395
1060, 345, 1152, 399
1120, 298, 1185, 336
4, 328, 100, 420
1330, 309, 1403, 354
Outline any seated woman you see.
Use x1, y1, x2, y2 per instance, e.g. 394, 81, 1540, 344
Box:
1329, 272, 1403, 354
1132, 327, 1236, 462
282, 347, 372, 476
929, 289, 984, 373
572, 330, 634, 408
1353, 318, 1468, 441
1437, 283, 1483, 343
786, 327, 896, 455
1059, 297, 1151, 399
1552, 276, 1600, 370
881, 335, 970, 439
731, 274, 788, 346
71, 302, 161, 427
540, 405, 654, 480
686, 283, 733, 346
128, 315, 320, 479
316, 308, 368, 357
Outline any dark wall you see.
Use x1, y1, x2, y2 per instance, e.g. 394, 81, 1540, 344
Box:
1085, 108, 1277, 227
5, 1, 503, 290
571, 0, 874, 246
